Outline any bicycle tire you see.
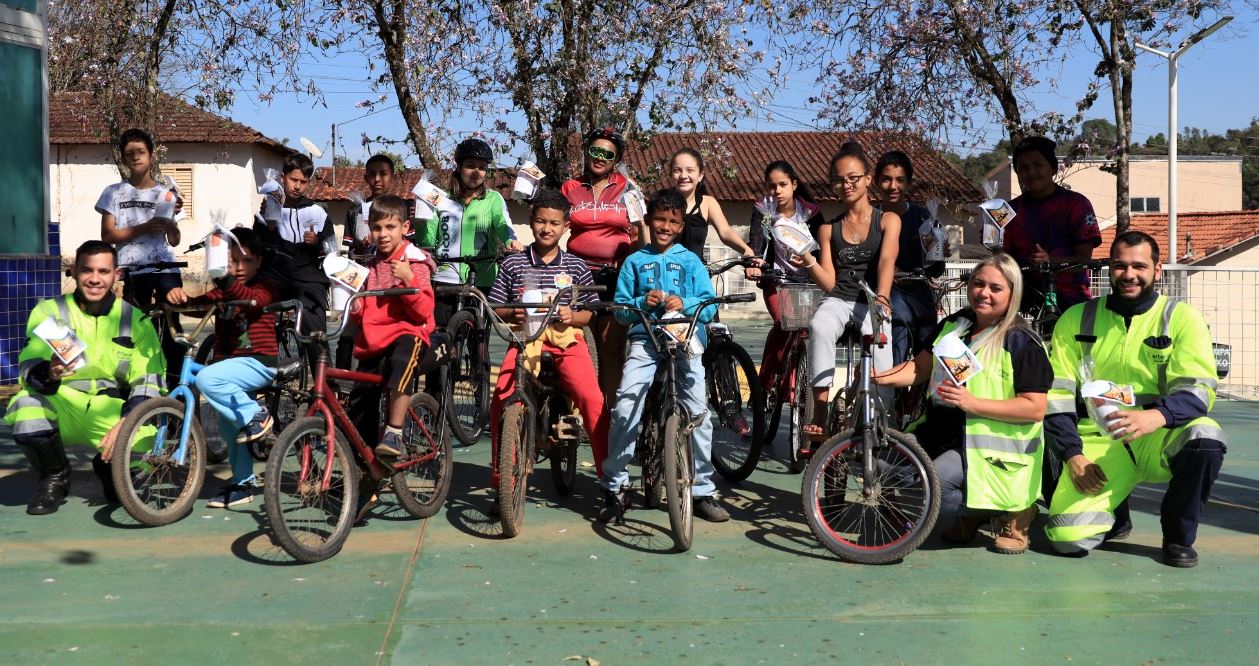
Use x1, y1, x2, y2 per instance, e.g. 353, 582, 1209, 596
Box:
549, 399, 578, 496
662, 412, 694, 552
497, 403, 532, 538
801, 428, 940, 564
639, 404, 664, 509
191, 336, 229, 465
264, 417, 358, 563
706, 340, 764, 482
582, 326, 599, 386
111, 397, 207, 526
444, 310, 490, 446
787, 351, 813, 473
389, 392, 453, 518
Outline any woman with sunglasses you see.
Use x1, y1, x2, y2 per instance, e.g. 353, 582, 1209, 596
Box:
797, 141, 900, 440
560, 127, 645, 403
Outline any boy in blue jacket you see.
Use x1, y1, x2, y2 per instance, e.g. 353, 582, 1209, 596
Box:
599, 188, 728, 524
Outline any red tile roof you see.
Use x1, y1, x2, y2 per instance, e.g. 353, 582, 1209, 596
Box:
49, 92, 291, 155
309, 131, 982, 205
1097, 211, 1259, 263
624, 131, 983, 204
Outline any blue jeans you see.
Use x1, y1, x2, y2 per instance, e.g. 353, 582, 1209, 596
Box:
890, 281, 937, 365
602, 340, 715, 497
195, 357, 276, 485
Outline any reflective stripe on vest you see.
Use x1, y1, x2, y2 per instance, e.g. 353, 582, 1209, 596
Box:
1079, 297, 1177, 394
54, 295, 136, 387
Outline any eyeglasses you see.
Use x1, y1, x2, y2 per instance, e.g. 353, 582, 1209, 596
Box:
831, 174, 867, 189
587, 145, 617, 162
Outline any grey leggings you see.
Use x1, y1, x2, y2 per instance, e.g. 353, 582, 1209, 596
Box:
808, 296, 892, 388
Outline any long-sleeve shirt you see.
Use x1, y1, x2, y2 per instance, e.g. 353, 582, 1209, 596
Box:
187, 275, 280, 365
613, 243, 718, 348
255, 197, 332, 287
352, 241, 437, 358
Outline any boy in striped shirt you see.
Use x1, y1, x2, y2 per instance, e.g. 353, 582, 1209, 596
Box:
486, 190, 610, 513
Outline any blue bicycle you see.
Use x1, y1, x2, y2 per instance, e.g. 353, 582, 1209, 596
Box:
110, 299, 301, 525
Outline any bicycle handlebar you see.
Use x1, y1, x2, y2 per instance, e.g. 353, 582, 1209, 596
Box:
148, 299, 258, 344
580, 292, 756, 354
121, 261, 188, 277
289, 288, 421, 342
474, 285, 607, 346
707, 256, 760, 277
1027, 258, 1110, 273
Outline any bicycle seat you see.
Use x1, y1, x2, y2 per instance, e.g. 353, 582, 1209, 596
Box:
275, 361, 304, 383
539, 351, 557, 379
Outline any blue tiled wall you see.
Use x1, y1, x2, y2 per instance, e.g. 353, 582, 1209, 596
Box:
1, 252, 64, 385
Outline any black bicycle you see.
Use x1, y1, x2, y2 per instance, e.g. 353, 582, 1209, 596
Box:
702, 256, 765, 482
589, 291, 756, 552
802, 278, 940, 564
1021, 258, 1111, 339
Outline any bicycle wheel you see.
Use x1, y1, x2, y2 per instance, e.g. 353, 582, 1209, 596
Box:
661, 413, 694, 552
192, 337, 228, 465
787, 351, 814, 473
582, 326, 599, 385
264, 417, 358, 563
549, 400, 578, 496
390, 392, 453, 518
444, 310, 490, 446
801, 428, 940, 564
497, 403, 532, 538
706, 340, 764, 482
638, 401, 664, 509
111, 397, 207, 526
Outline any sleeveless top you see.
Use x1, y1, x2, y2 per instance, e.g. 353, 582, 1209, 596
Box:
829, 208, 884, 301
680, 198, 709, 258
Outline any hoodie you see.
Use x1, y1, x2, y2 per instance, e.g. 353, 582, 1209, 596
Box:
255, 196, 333, 285
352, 240, 437, 358
613, 243, 718, 348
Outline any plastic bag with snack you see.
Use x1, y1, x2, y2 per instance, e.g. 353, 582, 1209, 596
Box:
34, 318, 87, 373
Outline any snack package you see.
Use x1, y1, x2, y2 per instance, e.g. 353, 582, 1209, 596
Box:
979, 199, 1016, 250
616, 164, 648, 224
920, 198, 946, 262
34, 318, 87, 373
155, 175, 179, 222
258, 168, 285, 225
772, 220, 820, 256
322, 254, 369, 293
659, 310, 704, 357
512, 161, 546, 201
411, 170, 449, 219
1081, 380, 1137, 439
932, 331, 982, 386
348, 191, 370, 242
202, 224, 239, 280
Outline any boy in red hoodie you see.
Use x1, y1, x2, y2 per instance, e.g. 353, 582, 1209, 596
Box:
348, 194, 437, 458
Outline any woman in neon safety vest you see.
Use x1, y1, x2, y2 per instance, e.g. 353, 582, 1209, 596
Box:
875, 253, 1052, 554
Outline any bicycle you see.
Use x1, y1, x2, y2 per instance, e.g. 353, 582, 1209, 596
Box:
110, 300, 301, 526
757, 268, 824, 473
801, 278, 941, 564
424, 250, 505, 446
472, 284, 605, 537
588, 291, 756, 552
1020, 258, 1110, 339
702, 256, 765, 482
263, 290, 453, 563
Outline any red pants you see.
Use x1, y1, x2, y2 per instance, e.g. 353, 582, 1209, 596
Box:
758, 284, 791, 390
490, 337, 610, 485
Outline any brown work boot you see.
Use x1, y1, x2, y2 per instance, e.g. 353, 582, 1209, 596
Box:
940, 515, 985, 544
991, 506, 1038, 554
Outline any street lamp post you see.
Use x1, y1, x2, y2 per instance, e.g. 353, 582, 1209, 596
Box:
1136, 16, 1232, 264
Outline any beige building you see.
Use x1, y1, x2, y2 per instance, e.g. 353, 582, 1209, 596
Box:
987, 154, 1243, 224
49, 92, 293, 268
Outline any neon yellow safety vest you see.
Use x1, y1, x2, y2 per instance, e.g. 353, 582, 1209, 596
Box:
1046, 295, 1217, 447
934, 318, 1046, 511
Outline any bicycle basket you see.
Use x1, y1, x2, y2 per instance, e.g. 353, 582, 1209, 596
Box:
779, 284, 824, 331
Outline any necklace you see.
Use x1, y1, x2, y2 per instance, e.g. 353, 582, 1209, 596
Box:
842, 211, 869, 244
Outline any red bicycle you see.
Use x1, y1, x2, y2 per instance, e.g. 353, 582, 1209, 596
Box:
262, 289, 452, 563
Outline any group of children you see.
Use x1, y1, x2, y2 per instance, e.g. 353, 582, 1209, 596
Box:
96, 128, 728, 523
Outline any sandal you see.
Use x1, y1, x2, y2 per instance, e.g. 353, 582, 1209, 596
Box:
802, 423, 829, 441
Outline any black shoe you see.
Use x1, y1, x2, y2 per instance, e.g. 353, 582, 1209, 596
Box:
1162, 542, 1199, 568
1103, 520, 1133, 542
598, 489, 627, 525
693, 496, 730, 523
27, 468, 71, 515
92, 454, 119, 505
486, 492, 501, 517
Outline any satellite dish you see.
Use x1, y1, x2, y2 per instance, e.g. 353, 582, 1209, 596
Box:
300, 137, 324, 159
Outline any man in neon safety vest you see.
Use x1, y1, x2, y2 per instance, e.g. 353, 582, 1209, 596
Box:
1043, 231, 1226, 567
4, 241, 166, 515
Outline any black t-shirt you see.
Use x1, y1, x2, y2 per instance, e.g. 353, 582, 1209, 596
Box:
918, 309, 1053, 454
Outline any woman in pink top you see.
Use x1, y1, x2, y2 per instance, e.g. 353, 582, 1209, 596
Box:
560, 127, 646, 403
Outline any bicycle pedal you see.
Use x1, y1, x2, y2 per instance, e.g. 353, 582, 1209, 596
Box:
555, 416, 582, 442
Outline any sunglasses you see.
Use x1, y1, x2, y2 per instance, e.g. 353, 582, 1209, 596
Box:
587, 145, 617, 162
